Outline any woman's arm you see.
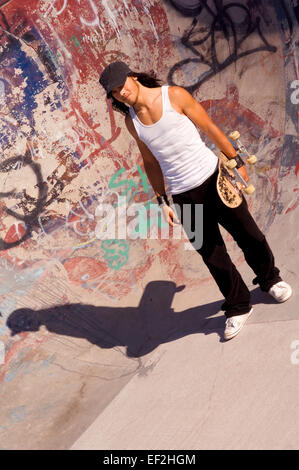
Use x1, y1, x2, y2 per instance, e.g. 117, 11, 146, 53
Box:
125, 114, 179, 226
125, 114, 167, 197
169, 86, 249, 181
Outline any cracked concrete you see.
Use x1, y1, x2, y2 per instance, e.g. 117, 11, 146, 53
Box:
71, 318, 299, 450
71, 209, 299, 450
0, 0, 298, 450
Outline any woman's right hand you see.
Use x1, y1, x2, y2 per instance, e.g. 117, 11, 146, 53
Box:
161, 205, 180, 227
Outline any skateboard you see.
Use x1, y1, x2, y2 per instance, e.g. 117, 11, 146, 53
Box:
216, 131, 257, 208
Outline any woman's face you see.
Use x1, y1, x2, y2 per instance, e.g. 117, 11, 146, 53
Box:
111, 76, 138, 105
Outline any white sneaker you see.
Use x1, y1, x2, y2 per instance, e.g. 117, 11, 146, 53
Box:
268, 281, 292, 303
224, 308, 253, 341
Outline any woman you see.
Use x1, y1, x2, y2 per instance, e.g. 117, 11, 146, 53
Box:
99, 61, 292, 340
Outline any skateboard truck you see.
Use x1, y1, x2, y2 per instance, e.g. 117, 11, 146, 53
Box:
229, 131, 257, 165
231, 166, 255, 194
224, 159, 255, 194
224, 130, 256, 194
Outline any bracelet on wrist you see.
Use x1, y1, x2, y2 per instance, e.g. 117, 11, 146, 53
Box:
157, 194, 170, 206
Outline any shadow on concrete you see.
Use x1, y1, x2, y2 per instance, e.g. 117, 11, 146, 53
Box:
6, 281, 277, 357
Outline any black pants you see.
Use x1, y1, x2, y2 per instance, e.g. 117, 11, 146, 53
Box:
172, 170, 282, 318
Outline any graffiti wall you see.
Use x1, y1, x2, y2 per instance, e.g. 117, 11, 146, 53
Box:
0, 0, 297, 449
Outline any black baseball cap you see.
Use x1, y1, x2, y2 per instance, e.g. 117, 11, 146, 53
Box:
99, 61, 133, 98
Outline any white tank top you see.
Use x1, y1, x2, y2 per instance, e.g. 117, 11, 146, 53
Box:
129, 85, 218, 195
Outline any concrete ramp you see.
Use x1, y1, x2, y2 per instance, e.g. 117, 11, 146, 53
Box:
0, 0, 298, 450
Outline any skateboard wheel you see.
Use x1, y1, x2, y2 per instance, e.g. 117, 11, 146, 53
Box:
225, 159, 237, 169
245, 184, 255, 194
247, 155, 257, 164
229, 131, 240, 140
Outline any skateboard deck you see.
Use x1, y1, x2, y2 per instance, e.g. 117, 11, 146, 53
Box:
217, 152, 243, 208
216, 131, 256, 209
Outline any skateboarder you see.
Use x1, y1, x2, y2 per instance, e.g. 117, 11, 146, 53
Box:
99, 61, 292, 340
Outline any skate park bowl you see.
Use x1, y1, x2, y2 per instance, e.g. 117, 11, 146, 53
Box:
0, 0, 298, 450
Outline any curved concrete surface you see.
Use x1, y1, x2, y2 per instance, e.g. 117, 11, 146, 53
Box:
0, 0, 298, 450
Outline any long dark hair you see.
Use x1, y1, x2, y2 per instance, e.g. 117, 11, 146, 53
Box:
110, 71, 163, 115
